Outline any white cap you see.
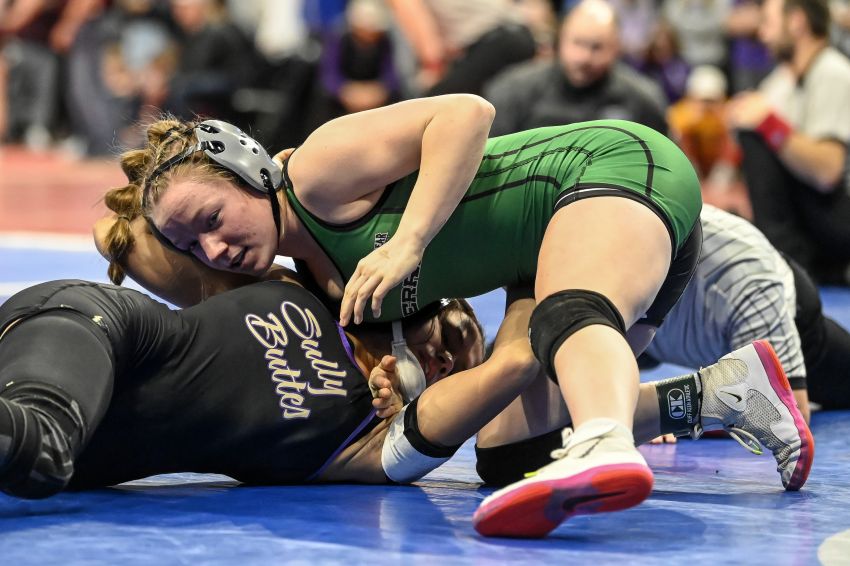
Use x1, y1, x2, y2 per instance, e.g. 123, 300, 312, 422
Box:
686, 65, 728, 101
347, 0, 390, 32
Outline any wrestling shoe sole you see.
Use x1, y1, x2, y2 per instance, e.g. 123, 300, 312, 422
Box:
473, 463, 653, 538
749, 340, 814, 491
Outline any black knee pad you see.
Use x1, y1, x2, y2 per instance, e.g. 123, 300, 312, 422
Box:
529, 289, 626, 382
475, 429, 564, 486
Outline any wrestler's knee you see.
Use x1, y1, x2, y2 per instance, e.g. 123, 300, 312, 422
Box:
529, 289, 626, 382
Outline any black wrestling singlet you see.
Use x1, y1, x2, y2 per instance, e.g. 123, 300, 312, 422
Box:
0, 280, 376, 488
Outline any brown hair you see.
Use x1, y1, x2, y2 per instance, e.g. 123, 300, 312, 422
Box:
784, 0, 831, 38
101, 116, 239, 284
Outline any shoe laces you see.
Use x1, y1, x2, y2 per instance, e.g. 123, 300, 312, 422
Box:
523, 428, 575, 479
549, 428, 575, 460
727, 426, 764, 456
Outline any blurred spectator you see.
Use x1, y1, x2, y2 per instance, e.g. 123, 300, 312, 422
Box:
302, 0, 348, 37
729, 0, 850, 284
515, 0, 559, 60
631, 19, 691, 103
726, 0, 775, 93
0, 0, 64, 149
386, 0, 536, 95
64, 0, 175, 155
830, 0, 850, 57
667, 65, 749, 215
669, 66, 735, 178
0, 48, 7, 142
484, 0, 667, 136
663, 0, 733, 69
314, 0, 399, 123
608, 0, 660, 65
226, 0, 319, 150
165, 0, 259, 121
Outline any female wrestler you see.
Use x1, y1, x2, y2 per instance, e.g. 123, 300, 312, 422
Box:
97, 95, 810, 537
0, 279, 808, 520
0, 278, 530, 499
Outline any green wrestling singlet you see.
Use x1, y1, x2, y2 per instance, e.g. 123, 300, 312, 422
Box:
284, 120, 702, 322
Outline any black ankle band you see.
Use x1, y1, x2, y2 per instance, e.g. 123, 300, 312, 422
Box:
655, 373, 701, 436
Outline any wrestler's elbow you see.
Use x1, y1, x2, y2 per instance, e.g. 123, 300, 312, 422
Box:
444, 93, 496, 128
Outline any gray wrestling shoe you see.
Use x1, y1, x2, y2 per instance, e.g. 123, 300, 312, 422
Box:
693, 340, 814, 490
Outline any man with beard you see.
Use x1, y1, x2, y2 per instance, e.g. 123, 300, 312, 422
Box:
728, 0, 850, 285
482, 0, 668, 136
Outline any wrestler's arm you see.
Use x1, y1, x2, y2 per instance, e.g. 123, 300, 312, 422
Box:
320, 292, 540, 484
288, 95, 495, 324
414, 294, 540, 446
93, 214, 302, 307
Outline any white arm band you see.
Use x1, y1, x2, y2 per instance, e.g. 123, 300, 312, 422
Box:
381, 404, 452, 483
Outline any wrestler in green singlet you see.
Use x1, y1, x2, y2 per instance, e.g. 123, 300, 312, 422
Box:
284, 120, 702, 322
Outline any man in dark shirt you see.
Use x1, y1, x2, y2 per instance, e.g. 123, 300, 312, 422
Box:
484, 0, 668, 136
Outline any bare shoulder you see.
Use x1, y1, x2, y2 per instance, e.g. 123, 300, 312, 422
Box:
262, 264, 306, 287
92, 214, 117, 258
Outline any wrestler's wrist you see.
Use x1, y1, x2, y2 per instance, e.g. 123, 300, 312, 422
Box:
391, 228, 428, 253
755, 112, 793, 152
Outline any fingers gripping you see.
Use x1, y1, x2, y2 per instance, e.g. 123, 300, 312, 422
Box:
369, 356, 400, 418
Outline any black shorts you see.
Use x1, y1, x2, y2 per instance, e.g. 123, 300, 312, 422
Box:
641, 222, 703, 328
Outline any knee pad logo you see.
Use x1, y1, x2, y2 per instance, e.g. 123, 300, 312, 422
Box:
668, 388, 686, 419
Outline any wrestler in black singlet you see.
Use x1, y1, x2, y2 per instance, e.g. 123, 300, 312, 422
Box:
0, 280, 377, 498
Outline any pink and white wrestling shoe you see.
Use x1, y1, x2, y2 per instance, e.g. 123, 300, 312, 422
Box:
472, 418, 653, 538
693, 339, 814, 491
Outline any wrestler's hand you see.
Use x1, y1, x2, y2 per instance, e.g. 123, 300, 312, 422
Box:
272, 148, 296, 170
340, 236, 424, 325
648, 433, 678, 444
369, 355, 404, 419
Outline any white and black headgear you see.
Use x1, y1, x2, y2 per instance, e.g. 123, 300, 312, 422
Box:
143, 120, 284, 245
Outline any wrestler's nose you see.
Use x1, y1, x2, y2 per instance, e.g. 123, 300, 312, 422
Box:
199, 233, 228, 266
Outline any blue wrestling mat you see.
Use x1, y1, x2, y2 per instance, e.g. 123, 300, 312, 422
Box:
1, 236, 849, 565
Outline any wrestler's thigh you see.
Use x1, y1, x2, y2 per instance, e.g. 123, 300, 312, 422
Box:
535, 196, 672, 328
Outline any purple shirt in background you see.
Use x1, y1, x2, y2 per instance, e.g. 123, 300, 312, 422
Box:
631, 56, 691, 104
320, 29, 399, 97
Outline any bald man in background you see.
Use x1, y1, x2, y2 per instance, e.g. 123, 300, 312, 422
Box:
483, 0, 668, 136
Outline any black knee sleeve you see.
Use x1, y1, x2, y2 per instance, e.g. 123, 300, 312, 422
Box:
529, 290, 626, 382
475, 429, 564, 487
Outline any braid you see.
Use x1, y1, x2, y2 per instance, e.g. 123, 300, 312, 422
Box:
104, 215, 133, 285
101, 116, 197, 284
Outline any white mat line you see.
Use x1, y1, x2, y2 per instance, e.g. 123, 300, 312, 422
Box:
0, 231, 96, 252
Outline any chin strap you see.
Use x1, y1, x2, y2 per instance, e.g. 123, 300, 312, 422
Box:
391, 321, 427, 404
267, 186, 282, 238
